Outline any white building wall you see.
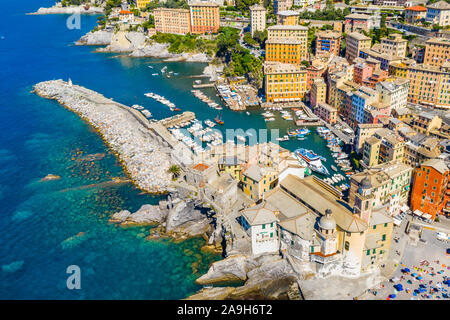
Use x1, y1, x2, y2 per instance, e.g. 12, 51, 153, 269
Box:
251, 223, 279, 255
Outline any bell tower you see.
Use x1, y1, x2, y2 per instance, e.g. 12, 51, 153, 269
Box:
353, 175, 374, 224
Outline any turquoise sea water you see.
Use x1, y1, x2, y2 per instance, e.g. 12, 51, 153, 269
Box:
0, 0, 347, 299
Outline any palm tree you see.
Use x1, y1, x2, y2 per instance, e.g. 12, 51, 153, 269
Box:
169, 164, 181, 179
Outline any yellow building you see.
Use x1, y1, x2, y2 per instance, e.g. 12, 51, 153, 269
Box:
267, 25, 308, 61
264, 62, 307, 103
218, 156, 241, 181
135, 0, 154, 9
362, 128, 405, 168
265, 39, 303, 64
276, 10, 299, 25
241, 164, 278, 201
388, 61, 410, 78
310, 78, 327, 107
362, 136, 382, 167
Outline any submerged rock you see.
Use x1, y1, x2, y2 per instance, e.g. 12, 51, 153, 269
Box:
2, 260, 24, 273
11, 210, 33, 221
61, 231, 89, 249
109, 210, 131, 224
40, 174, 61, 182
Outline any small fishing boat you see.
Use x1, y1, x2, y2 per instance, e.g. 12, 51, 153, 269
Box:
331, 165, 337, 171
246, 111, 250, 115
214, 114, 224, 125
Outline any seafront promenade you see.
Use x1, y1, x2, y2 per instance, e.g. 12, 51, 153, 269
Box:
33, 79, 174, 193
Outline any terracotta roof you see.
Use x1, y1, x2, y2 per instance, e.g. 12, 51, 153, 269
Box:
193, 163, 210, 172
405, 5, 426, 12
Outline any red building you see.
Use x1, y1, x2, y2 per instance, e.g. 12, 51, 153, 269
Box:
410, 159, 450, 220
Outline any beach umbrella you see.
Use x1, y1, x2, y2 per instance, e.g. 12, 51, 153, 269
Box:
394, 284, 404, 291
389, 294, 396, 299
412, 273, 418, 277
404, 268, 411, 273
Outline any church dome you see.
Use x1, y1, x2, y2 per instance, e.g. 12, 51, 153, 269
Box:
319, 209, 336, 230
360, 175, 372, 189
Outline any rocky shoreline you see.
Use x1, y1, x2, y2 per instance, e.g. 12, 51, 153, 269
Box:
28, 5, 104, 15
187, 254, 301, 300
33, 80, 172, 193
76, 30, 213, 63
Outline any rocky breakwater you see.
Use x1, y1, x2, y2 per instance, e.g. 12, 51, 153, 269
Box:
109, 197, 221, 245
187, 254, 302, 300
28, 5, 104, 15
33, 80, 172, 193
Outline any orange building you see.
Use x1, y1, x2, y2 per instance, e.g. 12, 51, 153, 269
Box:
189, 2, 220, 34
423, 38, 450, 67
265, 39, 303, 64
264, 62, 307, 103
154, 8, 191, 35
315, 30, 342, 57
410, 159, 450, 220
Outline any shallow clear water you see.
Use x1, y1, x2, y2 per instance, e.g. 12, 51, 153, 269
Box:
0, 0, 348, 299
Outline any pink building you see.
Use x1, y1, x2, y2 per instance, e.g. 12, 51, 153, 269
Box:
353, 62, 373, 85
314, 102, 338, 124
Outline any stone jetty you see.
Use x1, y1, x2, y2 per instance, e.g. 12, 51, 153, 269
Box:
33, 80, 172, 193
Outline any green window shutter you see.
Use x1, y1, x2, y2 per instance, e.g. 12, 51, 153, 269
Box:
270, 233, 273, 238
373, 249, 376, 254
382, 234, 386, 241
262, 224, 265, 229
367, 250, 370, 256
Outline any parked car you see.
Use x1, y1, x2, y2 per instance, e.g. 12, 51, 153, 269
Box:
437, 232, 449, 242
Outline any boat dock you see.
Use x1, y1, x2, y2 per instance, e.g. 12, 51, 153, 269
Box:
294, 102, 321, 126
320, 120, 354, 145
158, 111, 196, 129
193, 83, 215, 89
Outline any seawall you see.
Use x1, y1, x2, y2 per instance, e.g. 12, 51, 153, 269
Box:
33, 80, 172, 193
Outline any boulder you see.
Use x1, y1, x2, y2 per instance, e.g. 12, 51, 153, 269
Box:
185, 287, 236, 300
122, 204, 167, 226
101, 31, 146, 53
109, 210, 131, 224
166, 200, 212, 237
76, 31, 113, 46
195, 254, 248, 285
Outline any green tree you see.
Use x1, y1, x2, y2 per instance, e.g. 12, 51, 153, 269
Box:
169, 165, 181, 179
